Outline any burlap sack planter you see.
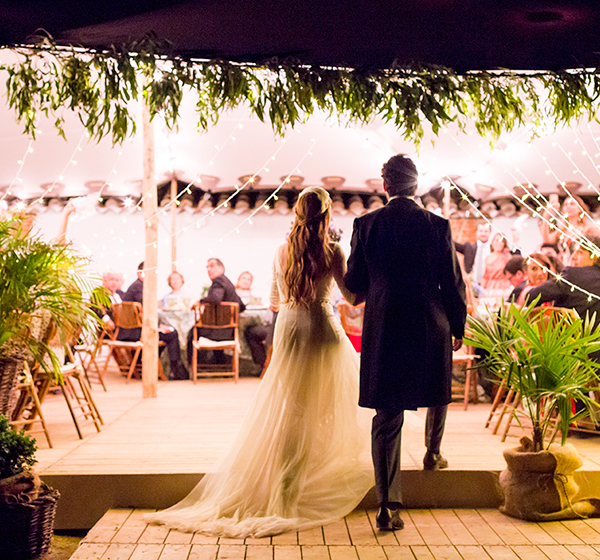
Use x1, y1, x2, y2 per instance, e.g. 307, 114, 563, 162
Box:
500, 440, 599, 521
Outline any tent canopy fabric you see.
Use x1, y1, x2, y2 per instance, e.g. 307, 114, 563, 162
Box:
1, 1, 600, 72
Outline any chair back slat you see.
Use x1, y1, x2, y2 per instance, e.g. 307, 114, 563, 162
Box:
112, 302, 143, 330
193, 302, 239, 329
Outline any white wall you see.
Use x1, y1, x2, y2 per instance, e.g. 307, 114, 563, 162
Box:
33, 209, 358, 302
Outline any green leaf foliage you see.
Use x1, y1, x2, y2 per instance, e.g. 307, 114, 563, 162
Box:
0, 214, 107, 380
0, 414, 37, 478
465, 300, 600, 451
2, 37, 600, 144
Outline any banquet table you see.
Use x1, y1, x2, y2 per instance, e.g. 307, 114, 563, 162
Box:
158, 309, 195, 349
239, 306, 273, 360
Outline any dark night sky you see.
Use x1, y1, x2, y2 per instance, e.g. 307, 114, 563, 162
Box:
1, 1, 600, 71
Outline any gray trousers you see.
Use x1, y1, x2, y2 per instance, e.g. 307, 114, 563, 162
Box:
372, 404, 448, 507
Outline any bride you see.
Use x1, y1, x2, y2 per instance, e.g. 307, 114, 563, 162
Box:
145, 186, 373, 538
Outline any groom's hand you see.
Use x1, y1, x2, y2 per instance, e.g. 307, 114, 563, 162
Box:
452, 338, 463, 351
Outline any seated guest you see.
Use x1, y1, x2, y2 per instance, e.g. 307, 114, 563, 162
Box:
525, 237, 600, 325
161, 271, 190, 310
244, 311, 278, 376
515, 252, 552, 305
187, 258, 246, 365
235, 271, 258, 306
91, 270, 124, 332
503, 256, 527, 303
122, 262, 189, 380
481, 233, 512, 294
540, 242, 560, 260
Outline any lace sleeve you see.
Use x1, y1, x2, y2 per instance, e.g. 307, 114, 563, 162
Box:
331, 244, 359, 305
269, 248, 282, 310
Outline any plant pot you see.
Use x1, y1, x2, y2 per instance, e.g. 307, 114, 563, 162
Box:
0, 356, 24, 418
500, 440, 599, 520
0, 483, 60, 559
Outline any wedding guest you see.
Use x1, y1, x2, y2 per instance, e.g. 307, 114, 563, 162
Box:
526, 236, 600, 326
122, 262, 189, 380
558, 196, 600, 265
235, 271, 257, 306
540, 242, 560, 259
187, 258, 246, 365
481, 233, 512, 294
455, 222, 491, 282
504, 256, 527, 303
161, 271, 190, 310
91, 270, 124, 330
516, 253, 552, 305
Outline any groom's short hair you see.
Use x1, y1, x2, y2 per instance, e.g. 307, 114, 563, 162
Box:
382, 154, 418, 197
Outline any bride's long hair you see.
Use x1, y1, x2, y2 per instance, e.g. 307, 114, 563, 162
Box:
284, 186, 333, 305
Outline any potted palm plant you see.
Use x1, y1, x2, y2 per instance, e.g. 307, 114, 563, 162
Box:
0, 414, 59, 559
0, 213, 105, 417
465, 299, 600, 520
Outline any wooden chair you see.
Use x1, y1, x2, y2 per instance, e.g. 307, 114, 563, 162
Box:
451, 344, 479, 410
191, 302, 240, 383
71, 323, 108, 391
10, 362, 53, 448
102, 302, 166, 383
337, 302, 364, 352
59, 362, 103, 439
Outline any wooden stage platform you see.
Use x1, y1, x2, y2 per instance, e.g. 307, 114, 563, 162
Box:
30, 366, 600, 530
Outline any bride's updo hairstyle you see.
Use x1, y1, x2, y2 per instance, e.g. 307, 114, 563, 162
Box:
284, 186, 333, 305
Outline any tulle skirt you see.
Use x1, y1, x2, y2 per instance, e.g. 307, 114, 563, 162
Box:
144, 301, 374, 537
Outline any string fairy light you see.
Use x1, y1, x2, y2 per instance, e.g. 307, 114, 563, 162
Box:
1, 139, 34, 203
448, 178, 600, 303
215, 136, 321, 244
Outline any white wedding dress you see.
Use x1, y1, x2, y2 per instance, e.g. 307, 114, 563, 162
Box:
145, 246, 374, 537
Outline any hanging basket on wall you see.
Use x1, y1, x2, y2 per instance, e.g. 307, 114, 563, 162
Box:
0, 483, 60, 560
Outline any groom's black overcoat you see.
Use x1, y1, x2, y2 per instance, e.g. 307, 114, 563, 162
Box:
345, 197, 467, 410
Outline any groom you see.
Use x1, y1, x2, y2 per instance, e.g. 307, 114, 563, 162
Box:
345, 154, 467, 531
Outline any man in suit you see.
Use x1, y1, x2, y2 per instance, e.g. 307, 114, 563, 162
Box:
345, 154, 467, 531
91, 270, 124, 330
526, 237, 600, 325
121, 262, 189, 380
187, 258, 246, 365
455, 222, 491, 282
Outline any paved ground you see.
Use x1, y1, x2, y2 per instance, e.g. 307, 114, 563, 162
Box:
64, 508, 600, 560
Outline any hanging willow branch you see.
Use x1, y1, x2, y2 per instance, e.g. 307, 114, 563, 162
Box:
2, 36, 600, 145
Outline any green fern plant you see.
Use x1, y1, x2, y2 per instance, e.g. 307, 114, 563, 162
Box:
0, 214, 108, 379
465, 299, 600, 452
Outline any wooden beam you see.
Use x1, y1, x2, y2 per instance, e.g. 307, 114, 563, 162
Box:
141, 102, 159, 398
170, 177, 177, 272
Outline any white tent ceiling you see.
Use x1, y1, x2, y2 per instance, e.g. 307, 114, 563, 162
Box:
1, 52, 600, 207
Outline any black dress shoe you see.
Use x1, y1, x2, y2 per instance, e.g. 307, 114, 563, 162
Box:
376, 507, 404, 531
423, 451, 449, 470
390, 509, 404, 530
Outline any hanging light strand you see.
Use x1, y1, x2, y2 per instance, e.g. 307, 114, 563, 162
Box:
449, 178, 600, 303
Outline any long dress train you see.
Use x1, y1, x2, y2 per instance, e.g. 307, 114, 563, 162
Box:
144, 254, 374, 538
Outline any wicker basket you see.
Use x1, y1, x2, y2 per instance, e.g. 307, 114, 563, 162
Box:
0, 356, 24, 418
0, 484, 60, 559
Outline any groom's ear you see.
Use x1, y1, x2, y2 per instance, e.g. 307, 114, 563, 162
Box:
383, 182, 388, 194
